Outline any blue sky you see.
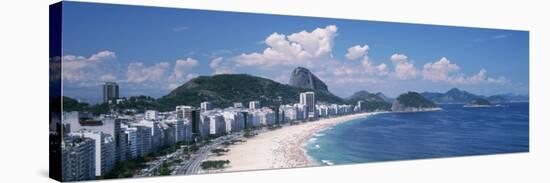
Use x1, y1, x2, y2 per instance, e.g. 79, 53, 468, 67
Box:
61, 2, 529, 103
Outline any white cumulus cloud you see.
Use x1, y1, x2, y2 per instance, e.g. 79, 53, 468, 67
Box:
209, 57, 223, 68
236, 25, 338, 67
390, 54, 408, 63
422, 57, 508, 85
170, 57, 198, 81
422, 57, 460, 82
209, 57, 234, 75
62, 50, 117, 81
362, 58, 389, 76
390, 53, 419, 80
126, 62, 170, 83
345, 45, 369, 60
89, 50, 116, 61
376, 63, 389, 76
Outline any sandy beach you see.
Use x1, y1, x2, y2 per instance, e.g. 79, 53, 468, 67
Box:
203, 112, 383, 173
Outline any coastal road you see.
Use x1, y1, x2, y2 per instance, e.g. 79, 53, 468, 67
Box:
175, 141, 216, 175
176, 134, 242, 175
184, 146, 212, 174
134, 149, 183, 177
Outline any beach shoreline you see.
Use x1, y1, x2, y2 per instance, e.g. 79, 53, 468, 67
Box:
203, 112, 385, 173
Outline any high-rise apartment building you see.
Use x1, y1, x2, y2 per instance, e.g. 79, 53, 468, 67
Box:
102, 82, 119, 103
299, 92, 316, 118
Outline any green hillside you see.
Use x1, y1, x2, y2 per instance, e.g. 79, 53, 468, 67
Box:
347, 90, 391, 111
395, 92, 437, 108
157, 74, 346, 111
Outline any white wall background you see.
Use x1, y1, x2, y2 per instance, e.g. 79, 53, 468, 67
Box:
0, 0, 548, 182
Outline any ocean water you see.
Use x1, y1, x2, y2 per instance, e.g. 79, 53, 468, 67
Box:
306, 103, 529, 165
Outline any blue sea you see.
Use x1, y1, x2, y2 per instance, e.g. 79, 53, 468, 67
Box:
306, 103, 529, 165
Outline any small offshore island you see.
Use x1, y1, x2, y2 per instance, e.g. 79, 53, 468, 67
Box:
391, 92, 441, 112
464, 98, 492, 108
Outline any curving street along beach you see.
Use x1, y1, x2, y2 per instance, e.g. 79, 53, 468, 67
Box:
204, 112, 383, 172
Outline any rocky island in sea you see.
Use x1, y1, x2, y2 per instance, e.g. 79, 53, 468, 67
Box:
463, 98, 492, 108
391, 92, 441, 112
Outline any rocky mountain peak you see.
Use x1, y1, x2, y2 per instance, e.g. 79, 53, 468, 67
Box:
289, 67, 329, 92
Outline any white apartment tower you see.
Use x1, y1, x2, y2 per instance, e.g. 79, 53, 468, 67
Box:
123, 126, 138, 159
200, 101, 213, 111
300, 92, 316, 118
144, 110, 158, 121
233, 102, 244, 108
73, 130, 115, 177
249, 101, 260, 110
62, 135, 96, 181
176, 105, 201, 140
